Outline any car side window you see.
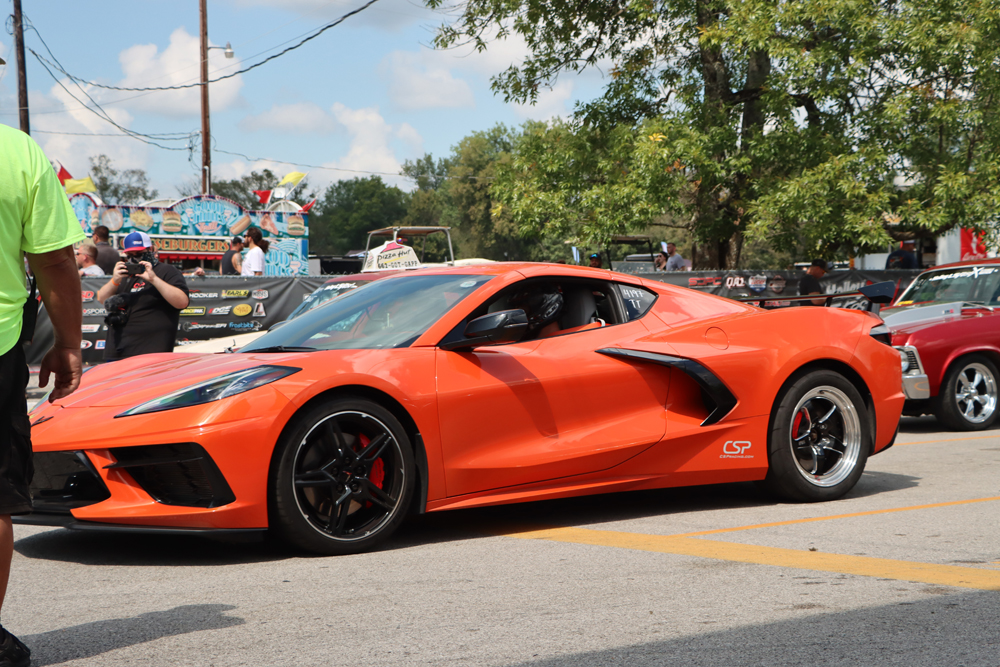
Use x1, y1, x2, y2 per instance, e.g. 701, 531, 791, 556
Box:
440, 277, 621, 346
616, 284, 658, 321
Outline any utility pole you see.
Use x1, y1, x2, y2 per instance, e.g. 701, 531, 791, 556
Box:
12, 0, 30, 134
200, 0, 211, 194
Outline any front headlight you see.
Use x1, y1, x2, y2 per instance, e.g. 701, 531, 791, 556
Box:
117, 365, 300, 417
898, 349, 910, 373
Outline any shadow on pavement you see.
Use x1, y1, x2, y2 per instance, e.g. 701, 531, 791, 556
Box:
14, 529, 286, 566
24, 604, 243, 667
502, 589, 999, 667
16, 471, 923, 562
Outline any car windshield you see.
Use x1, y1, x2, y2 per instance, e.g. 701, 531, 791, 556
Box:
286, 278, 374, 320
241, 273, 493, 352
896, 265, 1000, 306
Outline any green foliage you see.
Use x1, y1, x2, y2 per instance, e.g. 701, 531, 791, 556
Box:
310, 176, 409, 255
209, 169, 314, 211
429, 0, 1000, 267
89, 154, 157, 205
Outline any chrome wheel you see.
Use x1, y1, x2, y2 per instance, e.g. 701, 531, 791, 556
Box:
292, 410, 407, 543
952, 362, 997, 425
788, 386, 862, 488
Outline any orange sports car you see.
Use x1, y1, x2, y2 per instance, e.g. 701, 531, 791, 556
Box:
22, 264, 904, 554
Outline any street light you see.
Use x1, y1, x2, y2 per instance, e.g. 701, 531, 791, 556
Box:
200, 0, 234, 195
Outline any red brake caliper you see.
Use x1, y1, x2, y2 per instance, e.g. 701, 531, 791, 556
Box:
357, 434, 385, 506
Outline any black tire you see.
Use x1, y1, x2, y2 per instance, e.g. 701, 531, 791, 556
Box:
932, 354, 1000, 431
270, 397, 415, 555
762, 370, 870, 502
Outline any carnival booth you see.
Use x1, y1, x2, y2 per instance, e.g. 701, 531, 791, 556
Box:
69, 193, 309, 276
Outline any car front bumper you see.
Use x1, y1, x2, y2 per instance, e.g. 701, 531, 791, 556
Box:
895, 345, 930, 400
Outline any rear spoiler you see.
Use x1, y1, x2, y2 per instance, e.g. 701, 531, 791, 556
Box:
738, 281, 895, 314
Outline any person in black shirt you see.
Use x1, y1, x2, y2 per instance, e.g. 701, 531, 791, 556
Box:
96, 231, 189, 360
220, 235, 244, 275
798, 259, 827, 306
885, 239, 918, 269
91, 225, 121, 276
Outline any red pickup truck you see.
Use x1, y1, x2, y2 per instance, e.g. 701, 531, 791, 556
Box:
884, 258, 1000, 430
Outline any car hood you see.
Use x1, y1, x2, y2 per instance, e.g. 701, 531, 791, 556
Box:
55, 351, 310, 408
882, 301, 992, 336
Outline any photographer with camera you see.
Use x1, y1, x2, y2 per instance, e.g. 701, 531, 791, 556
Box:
96, 231, 189, 360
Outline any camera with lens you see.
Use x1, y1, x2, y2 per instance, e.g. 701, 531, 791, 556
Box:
125, 263, 145, 276
104, 294, 130, 328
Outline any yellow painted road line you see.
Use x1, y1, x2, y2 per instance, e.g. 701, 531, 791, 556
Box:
670, 496, 1000, 537
504, 526, 1000, 591
896, 434, 996, 446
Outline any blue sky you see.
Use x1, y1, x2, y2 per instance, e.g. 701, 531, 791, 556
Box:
0, 0, 606, 197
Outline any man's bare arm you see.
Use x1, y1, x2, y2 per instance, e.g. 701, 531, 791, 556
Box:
26, 246, 83, 400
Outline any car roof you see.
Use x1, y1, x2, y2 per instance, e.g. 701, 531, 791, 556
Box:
920, 257, 1000, 272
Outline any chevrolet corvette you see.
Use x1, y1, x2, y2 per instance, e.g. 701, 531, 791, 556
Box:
23, 264, 904, 554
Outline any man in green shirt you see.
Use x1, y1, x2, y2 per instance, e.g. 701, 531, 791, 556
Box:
0, 124, 85, 667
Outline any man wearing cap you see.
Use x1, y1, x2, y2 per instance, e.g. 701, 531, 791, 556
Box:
96, 231, 189, 360
220, 235, 244, 275
588, 253, 603, 269
799, 259, 828, 306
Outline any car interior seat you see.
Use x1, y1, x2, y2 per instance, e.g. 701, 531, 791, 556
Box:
551, 287, 603, 335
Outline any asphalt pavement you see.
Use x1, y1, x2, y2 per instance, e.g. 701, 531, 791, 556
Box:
7, 417, 1000, 666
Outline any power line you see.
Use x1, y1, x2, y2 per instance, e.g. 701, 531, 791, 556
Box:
28, 0, 382, 93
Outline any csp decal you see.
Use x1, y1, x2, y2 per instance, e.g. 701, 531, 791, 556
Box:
232, 304, 253, 317
181, 307, 207, 316
720, 441, 753, 459
222, 290, 250, 299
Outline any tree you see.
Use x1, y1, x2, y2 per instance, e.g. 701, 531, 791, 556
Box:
309, 177, 409, 255
430, 0, 1000, 267
209, 169, 314, 210
89, 154, 158, 205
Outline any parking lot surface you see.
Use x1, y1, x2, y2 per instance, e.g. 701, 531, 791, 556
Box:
8, 417, 1000, 666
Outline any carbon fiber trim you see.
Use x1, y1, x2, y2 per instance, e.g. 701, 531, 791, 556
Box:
596, 348, 738, 426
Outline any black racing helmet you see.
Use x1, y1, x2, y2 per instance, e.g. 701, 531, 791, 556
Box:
509, 287, 564, 332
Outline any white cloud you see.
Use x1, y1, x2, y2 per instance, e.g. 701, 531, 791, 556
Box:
233, 0, 439, 31
238, 102, 339, 134
32, 84, 152, 180
116, 28, 244, 118
381, 50, 475, 111
321, 103, 421, 188
511, 79, 575, 120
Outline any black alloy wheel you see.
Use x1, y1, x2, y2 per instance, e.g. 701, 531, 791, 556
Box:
762, 369, 871, 502
271, 398, 414, 555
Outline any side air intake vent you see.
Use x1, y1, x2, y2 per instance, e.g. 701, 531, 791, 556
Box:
107, 443, 235, 509
30, 451, 111, 514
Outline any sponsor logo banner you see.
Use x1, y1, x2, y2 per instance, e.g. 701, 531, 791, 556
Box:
748, 275, 767, 294
769, 275, 786, 294
209, 306, 232, 316
253, 302, 266, 317
96, 340, 106, 350
82, 324, 101, 333
188, 291, 219, 299
232, 303, 253, 317
222, 289, 250, 298
251, 289, 269, 300
228, 320, 262, 331
181, 322, 230, 332
180, 306, 207, 316
83, 308, 107, 317
80, 340, 93, 349
81, 290, 95, 302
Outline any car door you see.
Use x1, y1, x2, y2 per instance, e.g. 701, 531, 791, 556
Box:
434, 278, 670, 498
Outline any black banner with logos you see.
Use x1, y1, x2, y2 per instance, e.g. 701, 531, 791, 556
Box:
617, 266, 922, 308
24, 276, 326, 366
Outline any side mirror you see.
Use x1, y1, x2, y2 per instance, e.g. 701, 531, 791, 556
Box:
859, 281, 895, 305
440, 309, 528, 351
